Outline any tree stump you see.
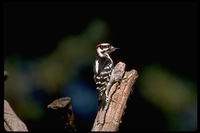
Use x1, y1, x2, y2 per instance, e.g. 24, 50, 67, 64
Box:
92, 62, 138, 131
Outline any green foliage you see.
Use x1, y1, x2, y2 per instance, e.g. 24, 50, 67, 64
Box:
4, 19, 109, 119
138, 64, 197, 131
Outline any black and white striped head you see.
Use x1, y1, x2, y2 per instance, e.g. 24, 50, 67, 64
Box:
96, 43, 119, 58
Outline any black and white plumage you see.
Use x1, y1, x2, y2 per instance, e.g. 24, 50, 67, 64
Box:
93, 43, 119, 110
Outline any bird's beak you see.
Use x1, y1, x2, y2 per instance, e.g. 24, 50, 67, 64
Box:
111, 46, 120, 51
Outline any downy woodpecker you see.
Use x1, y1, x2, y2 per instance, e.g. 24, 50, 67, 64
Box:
93, 43, 119, 110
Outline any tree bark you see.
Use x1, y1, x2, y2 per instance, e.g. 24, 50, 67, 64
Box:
92, 62, 138, 131
4, 100, 28, 131
47, 97, 76, 131
4, 70, 28, 131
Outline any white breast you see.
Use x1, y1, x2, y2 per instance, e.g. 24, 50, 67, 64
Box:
95, 60, 99, 74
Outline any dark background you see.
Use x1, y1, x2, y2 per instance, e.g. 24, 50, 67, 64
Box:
3, 2, 197, 131
4, 2, 197, 80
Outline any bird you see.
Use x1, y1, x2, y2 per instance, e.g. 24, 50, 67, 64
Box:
93, 43, 119, 110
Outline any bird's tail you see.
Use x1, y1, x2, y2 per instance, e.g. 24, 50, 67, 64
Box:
98, 93, 107, 111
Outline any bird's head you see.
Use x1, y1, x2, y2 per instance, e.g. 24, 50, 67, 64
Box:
96, 43, 119, 58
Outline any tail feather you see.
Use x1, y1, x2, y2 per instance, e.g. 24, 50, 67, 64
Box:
98, 93, 106, 110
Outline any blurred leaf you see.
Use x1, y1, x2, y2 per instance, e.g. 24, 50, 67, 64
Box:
139, 64, 196, 114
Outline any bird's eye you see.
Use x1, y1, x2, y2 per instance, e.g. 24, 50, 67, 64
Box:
104, 45, 109, 49
98, 43, 110, 49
